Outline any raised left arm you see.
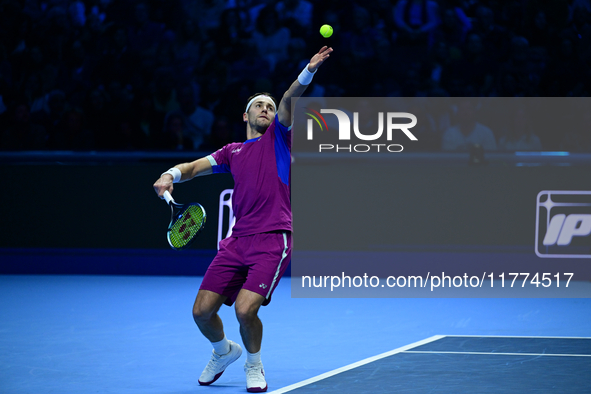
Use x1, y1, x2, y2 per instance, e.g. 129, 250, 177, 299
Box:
277, 46, 333, 127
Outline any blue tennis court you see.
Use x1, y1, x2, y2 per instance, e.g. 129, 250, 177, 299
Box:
2, 274, 590, 393
275, 336, 591, 393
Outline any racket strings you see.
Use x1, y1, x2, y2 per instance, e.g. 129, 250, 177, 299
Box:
169, 205, 205, 248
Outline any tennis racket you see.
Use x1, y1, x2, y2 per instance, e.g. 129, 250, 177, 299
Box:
162, 190, 206, 250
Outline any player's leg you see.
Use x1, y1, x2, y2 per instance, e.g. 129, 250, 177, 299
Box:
234, 289, 265, 353
195, 236, 247, 386
236, 232, 291, 393
192, 289, 227, 342
235, 289, 267, 392
193, 289, 242, 386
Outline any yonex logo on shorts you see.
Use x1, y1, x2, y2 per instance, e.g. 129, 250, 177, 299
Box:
535, 191, 591, 258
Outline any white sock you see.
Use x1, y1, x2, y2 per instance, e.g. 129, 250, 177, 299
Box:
246, 349, 261, 365
211, 335, 231, 355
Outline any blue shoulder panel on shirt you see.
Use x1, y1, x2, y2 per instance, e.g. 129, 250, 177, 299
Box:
274, 114, 290, 186
208, 150, 231, 174
212, 163, 231, 174
275, 115, 290, 138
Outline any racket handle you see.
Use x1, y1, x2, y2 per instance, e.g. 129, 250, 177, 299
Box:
163, 190, 175, 204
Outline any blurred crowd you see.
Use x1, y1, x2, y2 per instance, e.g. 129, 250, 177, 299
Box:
1, 0, 590, 152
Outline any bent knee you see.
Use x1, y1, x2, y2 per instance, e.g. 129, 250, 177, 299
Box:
192, 304, 213, 321
192, 301, 219, 322
193, 291, 225, 321
235, 304, 259, 325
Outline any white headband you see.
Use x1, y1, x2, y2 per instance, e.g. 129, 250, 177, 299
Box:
245, 95, 276, 114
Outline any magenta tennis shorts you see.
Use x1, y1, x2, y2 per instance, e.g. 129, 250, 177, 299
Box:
200, 231, 292, 306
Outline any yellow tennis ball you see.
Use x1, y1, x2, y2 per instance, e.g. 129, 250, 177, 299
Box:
320, 24, 333, 38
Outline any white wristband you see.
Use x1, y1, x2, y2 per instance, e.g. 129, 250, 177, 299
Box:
161, 167, 182, 183
297, 63, 317, 85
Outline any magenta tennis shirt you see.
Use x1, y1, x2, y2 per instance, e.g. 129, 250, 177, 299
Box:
206, 114, 291, 237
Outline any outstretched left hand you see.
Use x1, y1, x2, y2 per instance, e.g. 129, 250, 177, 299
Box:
308, 46, 333, 73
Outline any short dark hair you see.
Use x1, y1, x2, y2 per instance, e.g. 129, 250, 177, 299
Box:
244, 92, 278, 113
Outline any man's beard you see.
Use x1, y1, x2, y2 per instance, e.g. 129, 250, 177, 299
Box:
250, 116, 271, 133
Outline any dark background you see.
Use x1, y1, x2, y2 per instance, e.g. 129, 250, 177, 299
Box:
2, 0, 591, 277
0, 154, 234, 275
2, 0, 591, 152
1, 159, 233, 249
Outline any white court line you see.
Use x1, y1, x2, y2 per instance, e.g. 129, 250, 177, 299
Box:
268, 335, 445, 394
442, 335, 591, 339
404, 350, 591, 357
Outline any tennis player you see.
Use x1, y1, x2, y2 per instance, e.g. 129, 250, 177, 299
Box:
153, 46, 332, 392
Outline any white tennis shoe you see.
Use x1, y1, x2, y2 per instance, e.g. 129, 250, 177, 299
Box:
245, 361, 267, 392
198, 340, 242, 385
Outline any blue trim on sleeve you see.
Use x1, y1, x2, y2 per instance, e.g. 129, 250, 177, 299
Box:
275, 114, 290, 138
212, 163, 231, 174
274, 114, 290, 186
